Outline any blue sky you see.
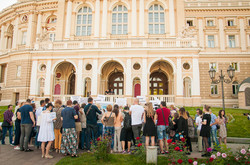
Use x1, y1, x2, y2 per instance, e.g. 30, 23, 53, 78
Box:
0, 0, 17, 12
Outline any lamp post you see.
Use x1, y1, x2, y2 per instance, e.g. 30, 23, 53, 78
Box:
208, 65, 235, 111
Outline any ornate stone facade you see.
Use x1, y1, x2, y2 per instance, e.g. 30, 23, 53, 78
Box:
0, 0, 249, 109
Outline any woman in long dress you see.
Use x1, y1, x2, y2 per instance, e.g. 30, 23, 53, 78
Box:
218, 110, 227, 145
38, 103, 56, 159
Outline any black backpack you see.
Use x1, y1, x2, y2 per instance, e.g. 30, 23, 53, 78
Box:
124, 112, 132, 130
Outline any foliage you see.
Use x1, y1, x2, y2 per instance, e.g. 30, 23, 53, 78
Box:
166, 138, 190, 164
132, 137, 146, 161
91, 135, 111, 161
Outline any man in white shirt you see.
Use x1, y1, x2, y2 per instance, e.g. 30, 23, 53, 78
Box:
35, 100, 45, 148
130, 98, 144, 141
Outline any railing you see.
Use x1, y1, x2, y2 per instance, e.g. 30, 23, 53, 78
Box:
149, 95, 175, 104
52, 95, 72, 102
34, 38, 198, 51
104, 95, 125, 103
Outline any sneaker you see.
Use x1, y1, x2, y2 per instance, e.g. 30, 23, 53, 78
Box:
87, 150, 91, 153
122, 150, 126, 154
127, 151, 131, 154
14, 146, 20, 150
10, 144, 14, 146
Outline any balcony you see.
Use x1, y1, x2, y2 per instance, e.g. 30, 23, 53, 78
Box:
34, 38, 198, 51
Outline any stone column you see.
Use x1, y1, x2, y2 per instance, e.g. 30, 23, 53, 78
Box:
125, 59, 132, 96
192, 58, 200, 96
30, 61, 38, 96
239, 17, 246, 51
198, 18, 204, 48
0, 65, 2, 82
131, 0, 137, 36
94, 0, 100, 38
141, 58, 148, 96
176, 58, 183, 96
139, 0, 144, 36
65, 0, 73, 39
218, 17, 225, 51
12, 16, 19, 49
26, 13, 34, 48
56, 0, 66, 40
169, 0, 175, 36
101, 0, 108, 38
44, 60, 52, 96
91, 59, 98, 96
76, 60, 83, 96
0, 25, 6, 50
36, 12, 42, 40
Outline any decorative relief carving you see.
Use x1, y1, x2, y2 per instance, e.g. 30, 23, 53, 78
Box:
177, 24, 196, 39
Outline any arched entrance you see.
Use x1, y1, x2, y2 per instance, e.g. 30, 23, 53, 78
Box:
149, 61, 174, 95
100, 61, 124, 95
84, 77, 91, 97
183, 77, 192, 97
53, 62, 76, 95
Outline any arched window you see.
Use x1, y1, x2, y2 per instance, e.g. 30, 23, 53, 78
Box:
76, 6, 92, 36
6, 24, 14, 49
232, 81, 239, 95
112, 5, 128, 35
148, 4, 165, 34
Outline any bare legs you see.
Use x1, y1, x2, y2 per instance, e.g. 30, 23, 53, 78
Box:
41, 141, 53, 158
145, 136, 155, 147
121, 141, 131, 152
219, 137, 227, 146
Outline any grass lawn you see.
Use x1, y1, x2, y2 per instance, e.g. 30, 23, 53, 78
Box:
56, 153, 169, 165
184, 107, 250, 138
0, 106, 249, 138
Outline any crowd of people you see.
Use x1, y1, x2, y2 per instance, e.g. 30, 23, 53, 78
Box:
0, 97, 229, 158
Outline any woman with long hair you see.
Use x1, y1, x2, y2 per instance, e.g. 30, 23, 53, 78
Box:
200, 105, 211, 157
53, 99, 63, 153
143, 102, 157, 147
38, 103, 56, 158
177, 108, 190, 154
218, 110, 227, 145
113, 104, 123, 152
101, 104, 115, 152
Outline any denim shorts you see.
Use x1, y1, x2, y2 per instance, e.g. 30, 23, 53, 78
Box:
157, 125, 169, 140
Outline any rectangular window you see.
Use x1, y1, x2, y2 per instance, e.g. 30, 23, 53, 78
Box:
0, 64, 6, 83
77, 15, 81, 24
232, 84, 239, 95
231, 62, 238, 71
21, 31, 27, 45
49, 33, 55, 42
209, 62, 217, 71
211, 84, 218, 95
76, 26, 81, 36
16, 65, 21, 78
208, 35, 215, 48
207, 20, 214, 26
228, 20, 234, 26
187, 20, 193, 26
0, 93, 2, 101
228, 35, 236, 48
149, 24, 153, 34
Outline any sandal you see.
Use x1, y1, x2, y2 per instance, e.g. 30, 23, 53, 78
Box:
71, 155, 78, 157
45, 155, 54, 159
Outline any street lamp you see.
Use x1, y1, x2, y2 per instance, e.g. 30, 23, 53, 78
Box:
208, 65, 235, 111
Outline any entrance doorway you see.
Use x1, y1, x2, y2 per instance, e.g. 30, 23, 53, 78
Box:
108, 72, 124, 95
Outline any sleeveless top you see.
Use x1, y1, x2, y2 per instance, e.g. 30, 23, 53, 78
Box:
104, 112, 115, 127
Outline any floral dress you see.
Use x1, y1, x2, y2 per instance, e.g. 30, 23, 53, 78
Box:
218, 116, 227, 139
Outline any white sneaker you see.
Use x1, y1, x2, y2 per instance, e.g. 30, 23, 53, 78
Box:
14, 146, 20, 150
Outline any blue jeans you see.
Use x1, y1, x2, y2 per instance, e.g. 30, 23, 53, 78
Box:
35, 126, 41, 147
97, 123, 103, 138
210, 128, 219, 148
86, 124, 98, 150
2, 126, 13, 144
104, 126, 115, 149
80, 128, 87, 149
157, 125, 169, 140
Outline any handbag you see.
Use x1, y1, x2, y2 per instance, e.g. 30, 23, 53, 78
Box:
216, 124, 220, 129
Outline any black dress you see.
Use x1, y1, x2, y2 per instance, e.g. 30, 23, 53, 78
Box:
177, 116, 188, 137
143, 112, 157, 136
200, 113, 211, 137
